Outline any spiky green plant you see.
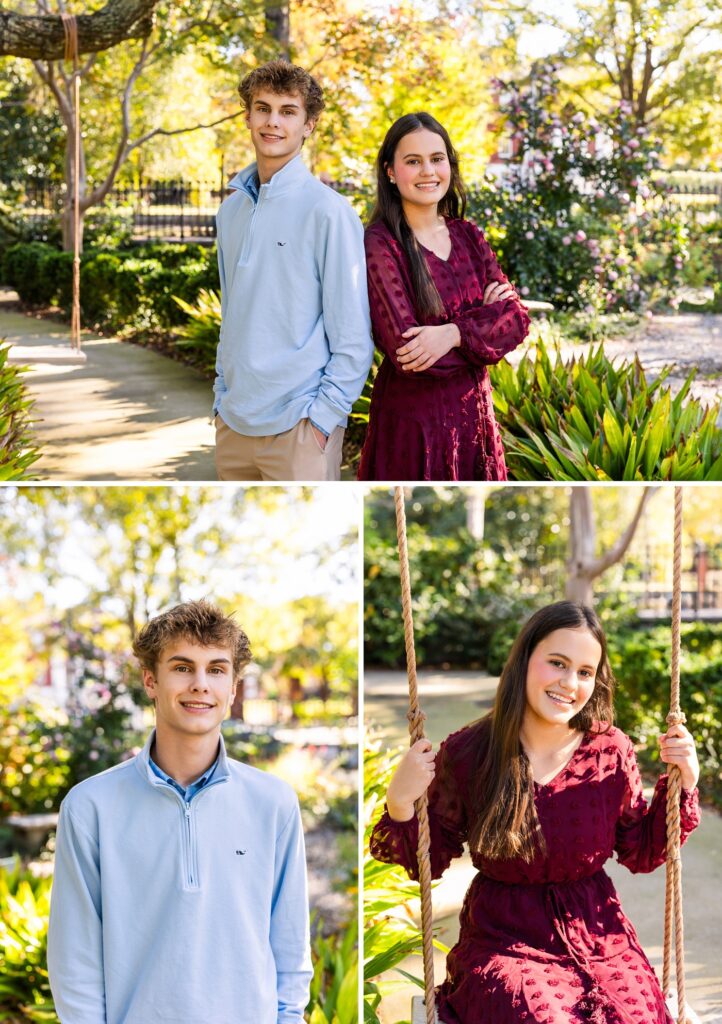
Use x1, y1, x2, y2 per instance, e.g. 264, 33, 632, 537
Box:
364, 738, 448, 1024
306, 917, 358, 1024
490, 338, 722, 480
172, 289, 221, 373
0, 869, 57, 1023
0, 344, 41, 481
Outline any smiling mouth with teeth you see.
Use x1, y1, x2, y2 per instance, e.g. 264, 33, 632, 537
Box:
546, 691, 574, 706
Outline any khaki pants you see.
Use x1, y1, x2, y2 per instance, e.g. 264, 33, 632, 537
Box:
215, 416, 344, 481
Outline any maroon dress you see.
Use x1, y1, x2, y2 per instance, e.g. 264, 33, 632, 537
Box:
370, 722, 701, 1024
357, 218, 530, 481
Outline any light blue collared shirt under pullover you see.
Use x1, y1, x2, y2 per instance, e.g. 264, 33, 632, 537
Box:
213, 154, 374, 437
47, 731, 312, 1024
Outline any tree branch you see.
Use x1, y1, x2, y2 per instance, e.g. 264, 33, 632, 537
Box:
0, 0, 159, 59
128, 109, 244, 151
591, 487, 657, 577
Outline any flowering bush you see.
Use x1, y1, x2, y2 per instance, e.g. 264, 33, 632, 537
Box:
467, 62, 686, 312
0, 630, 144, 816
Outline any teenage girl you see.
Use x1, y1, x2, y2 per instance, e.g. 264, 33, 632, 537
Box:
358, 112, 530, 481
370, 601, 700, 1024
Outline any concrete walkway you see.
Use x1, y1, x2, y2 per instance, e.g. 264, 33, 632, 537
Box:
366, 670, 722, 1024
1, 291, 216, 481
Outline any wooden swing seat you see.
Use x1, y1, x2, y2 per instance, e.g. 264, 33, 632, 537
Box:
411, 995, 439, 1024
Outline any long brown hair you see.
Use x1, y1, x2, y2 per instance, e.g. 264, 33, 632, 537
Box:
369, 112, 467, 320
469, 601, 615, 862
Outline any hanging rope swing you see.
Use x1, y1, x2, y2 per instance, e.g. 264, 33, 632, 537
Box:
393, 485, 697, 1024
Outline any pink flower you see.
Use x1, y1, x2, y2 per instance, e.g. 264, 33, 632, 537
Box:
572, 112, 585, 124
525, 230, 534, 239
575, 230, 587, 242
593, 264, 603, 273
521, 285, 530, 295
562, 235, 572, 245
89, 751, 100, 761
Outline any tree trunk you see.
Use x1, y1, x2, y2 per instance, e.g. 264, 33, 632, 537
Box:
466, 490, 486, 540
265, 0, 290, 58
0, 0, 157, 60
566, 488, 655, 606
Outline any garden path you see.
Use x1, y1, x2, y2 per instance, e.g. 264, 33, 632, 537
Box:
515, 313, 722, 419
1, 289, 216, 481
366, 669, 722, 1024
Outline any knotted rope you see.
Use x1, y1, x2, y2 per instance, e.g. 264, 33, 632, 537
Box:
662, 486, 688, 1024
61, 11, 81, 351
394, 487, 436, 1024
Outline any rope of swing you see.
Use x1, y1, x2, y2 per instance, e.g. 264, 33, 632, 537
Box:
394, 487, 436, 1024
663, 485, 688, 1024
60, 11, 82, 351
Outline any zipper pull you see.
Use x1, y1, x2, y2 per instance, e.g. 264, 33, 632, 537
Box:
185, 804, 191, 817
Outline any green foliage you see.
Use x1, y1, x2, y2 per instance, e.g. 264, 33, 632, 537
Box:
608, 618, 722, 806
365, 517, 541, 669
490, 335, 722, 481
364, 739, 428, 1024
2, 243, 57, 305
306, 917, 358, 1024
0, 704, 71, 817
2, 241, 219, 334
173, 288, 221, 372
0, 868, 57, 1024
0, 343, 41, 481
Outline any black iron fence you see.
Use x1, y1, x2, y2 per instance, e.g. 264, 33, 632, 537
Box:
7, 177, 227, 242
609, 541, 722, 620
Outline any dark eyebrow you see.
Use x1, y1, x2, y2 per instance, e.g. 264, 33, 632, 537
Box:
166, 655, 231, 666
402, 151, 446, 158
548, 652, 596, 670
253, 100, 300, 109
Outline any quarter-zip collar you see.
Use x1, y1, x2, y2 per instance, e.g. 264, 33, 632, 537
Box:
228, 153, 311, 202
134, 728, 231, 791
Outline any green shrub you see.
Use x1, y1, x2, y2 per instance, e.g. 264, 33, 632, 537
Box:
607, 618, 722, 806
0, 868, 57, 1023
490, 335, 722, 480
365, 521, 539, 669
2, 240, 219, 334
36, 250, 74, 308
2, 242, 57, 305
0, 343, 41, 481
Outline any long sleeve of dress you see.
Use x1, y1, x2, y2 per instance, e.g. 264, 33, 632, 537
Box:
369, 738, 469, 880
614, 739, 700, 873
451, 220, 530, 369
364, 227, 469, 379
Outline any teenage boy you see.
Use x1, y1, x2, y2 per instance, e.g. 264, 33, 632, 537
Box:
213, 60, 373, 481
48, 601, 311, 1024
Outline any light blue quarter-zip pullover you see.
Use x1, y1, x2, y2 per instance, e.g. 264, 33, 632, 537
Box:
47, 731, 311, 1024
213, 154, 373, 437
